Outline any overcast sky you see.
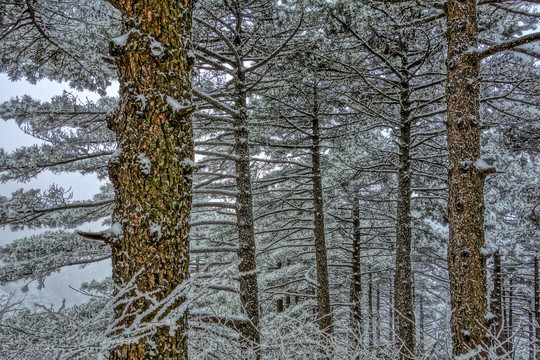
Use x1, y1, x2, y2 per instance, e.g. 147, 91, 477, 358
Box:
0, 74, 117, 308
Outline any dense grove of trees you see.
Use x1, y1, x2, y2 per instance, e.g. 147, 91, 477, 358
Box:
0, 0, 539, 359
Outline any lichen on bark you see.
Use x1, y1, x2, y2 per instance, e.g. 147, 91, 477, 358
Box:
105, 0, 194, 359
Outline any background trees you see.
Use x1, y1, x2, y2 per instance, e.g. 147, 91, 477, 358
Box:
0, 0, 539, 359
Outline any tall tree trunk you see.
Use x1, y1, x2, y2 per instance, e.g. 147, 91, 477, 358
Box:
277, 261, 284, 313
351, 199, 362, 346
234, 65, 261, 357
446, 0, 493, 356
389, 277, 394, 344
310, 83, 333, 352
508, 272, 514, 355
376, 282, 381, 345
419, 294, 425, 353
395, 41, 415, 359
106, 1, 194, 358
491, 251, 503, 354
535, 257, 540, 359
368, 271, 374, 348
531, 306, 535, 360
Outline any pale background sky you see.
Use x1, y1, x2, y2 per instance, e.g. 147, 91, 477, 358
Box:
0, 74, 117, 308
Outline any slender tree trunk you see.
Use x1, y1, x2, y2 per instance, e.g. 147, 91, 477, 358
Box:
491, 251, 503, 354
502, 282, 508, 353
106, 1, 194, 358
233, 65, 261, 357
377, 282, 381, 345
508, 272, 514, 355
535, 257, 540, 359
351, 199, 362, 346
395, 43, 415, 359
277, 261, 283, 313
369, 272, 374, 348
530, 304, 535, 360
389, 277, 394, 344
446, 0, 493, 356
419, 294, 425, 353
310, 83, 333, 353
228, 11, 260, 356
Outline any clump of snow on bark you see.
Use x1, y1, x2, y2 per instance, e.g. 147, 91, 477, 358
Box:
149, 222, 162, 238
150, 40, 164, 56
137, 153, 151, 175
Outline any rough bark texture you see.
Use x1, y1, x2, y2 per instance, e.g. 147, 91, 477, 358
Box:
106, 0, 194, 359
350, 200, 362, 346
491, 251, 503, 354
310, 84, 333, 351
394, 44, 415, 360
446, 0, 492, 357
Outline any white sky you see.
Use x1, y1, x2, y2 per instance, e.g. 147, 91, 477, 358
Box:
0, 74, 117, 308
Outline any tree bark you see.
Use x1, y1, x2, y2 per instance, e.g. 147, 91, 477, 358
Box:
233, 65, 261, 358
376, 282, 381, 345
389, 277, 394, 344
106, 1, 194, 359
368, 271, 373, 348
530, 306, 535, 360
446, 0, 493, 357
507, 271, 514, 355
419, 294, 425, 353
394, 40, 415, 359
310, 83, 333, 353
490, 251, 503, 355
535, 257, 540, 359
351, 199, 362, 346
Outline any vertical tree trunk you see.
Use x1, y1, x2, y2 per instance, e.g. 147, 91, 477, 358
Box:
310, 83, 333, 352
535, 257, 540, 359
491, 251, 503, 354
376, 282, 381, 345
508, 272, 514, 355
368, 272, 374, 348
351, 199, 362, 346
233, 65, 261, 357
395, 42, 415, 359
419, 294, 425, 353
445, 0, 493, 356
389, 278, 394, 344
530, 303, 535, 360
277, 261, 283, 313
230, 11, 260, 356
106, 1, 194, 358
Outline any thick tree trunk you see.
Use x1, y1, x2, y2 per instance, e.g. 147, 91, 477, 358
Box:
446, 0, 493, 357
310, 84, 333, 353
351, 199, 362, 346
491, 251, 503, 354
106, 1, 194, 359
394, 47, 415, 359
233, 65, 261, 357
